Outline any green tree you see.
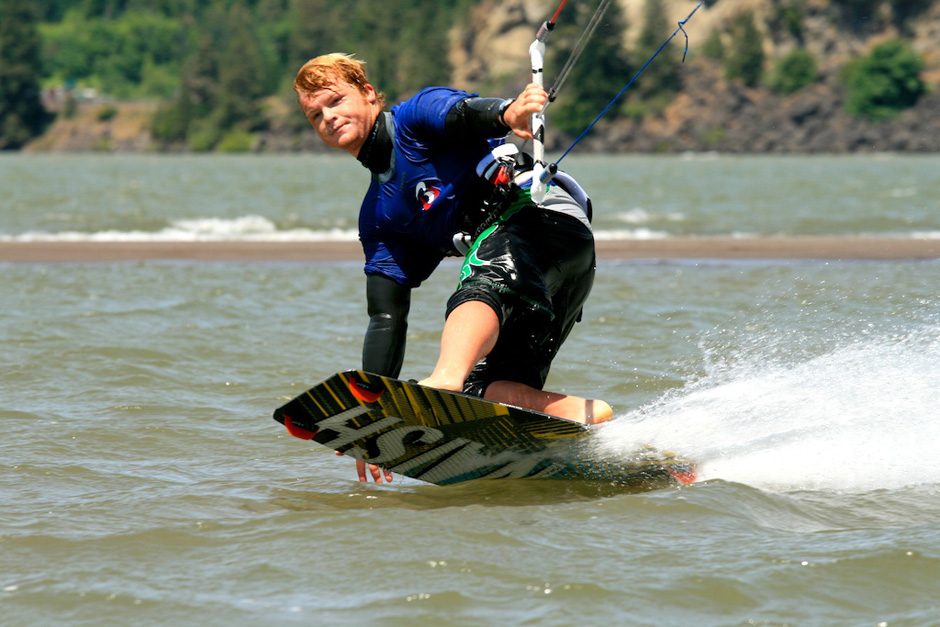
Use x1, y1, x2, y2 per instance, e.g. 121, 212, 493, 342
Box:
214, 4, 269, 130
702, 29, 725, 61
724, 10, 765, 87
548, 1, 632, 136
338, 0, 402, 98
769, 48, 818, 94
154, 2, 277, 150
152, 30, 217, 144
41, 10, 183, 97
0, 0, 50, 149
768, 0, 806, 44
633, 0, 681, 100
394, 1, 453, 95
255, 0, 291, 78
331, 0, 456, 103
843, 38, 925, 120
289, 0, 340, 71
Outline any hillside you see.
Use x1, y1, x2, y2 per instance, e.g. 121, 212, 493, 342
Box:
445, 0, 940, 152
20, 0, 940, 153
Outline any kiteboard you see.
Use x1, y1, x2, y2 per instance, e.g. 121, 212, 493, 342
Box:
273, 370, 696, 489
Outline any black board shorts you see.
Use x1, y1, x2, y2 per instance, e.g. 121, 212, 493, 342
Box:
447, 187, 596, 396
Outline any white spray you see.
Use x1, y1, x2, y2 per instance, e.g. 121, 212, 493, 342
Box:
594, 327, 940, 492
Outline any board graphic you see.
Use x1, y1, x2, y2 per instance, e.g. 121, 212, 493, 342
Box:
273, 370, 696, 488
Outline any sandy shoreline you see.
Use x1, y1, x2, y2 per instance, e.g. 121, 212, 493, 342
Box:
1, 237, 938, 263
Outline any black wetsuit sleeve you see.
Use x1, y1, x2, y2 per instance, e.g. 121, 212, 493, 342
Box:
444, 97, 512, 141
362, 274, 411, 378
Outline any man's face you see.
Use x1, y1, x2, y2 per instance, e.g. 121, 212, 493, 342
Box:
298, 80, 378, 157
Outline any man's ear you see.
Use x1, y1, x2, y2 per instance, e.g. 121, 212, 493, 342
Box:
364, 83, 377, 104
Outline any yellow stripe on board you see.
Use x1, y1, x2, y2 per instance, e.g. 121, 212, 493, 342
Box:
423, 386, 452, 425
327, 373, 353, 408
384, 375, 428, 426
304, 389, 330, 416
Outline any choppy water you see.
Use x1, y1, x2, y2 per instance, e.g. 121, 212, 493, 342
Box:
2, 154, 939, 625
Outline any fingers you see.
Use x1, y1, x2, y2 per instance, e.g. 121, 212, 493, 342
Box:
356, 459, 368, 482
368, 463, 389, 483
337, 451, 394, 483
519, 82, 549, 107
356, 459, 393, 483
505, 83, 549, 140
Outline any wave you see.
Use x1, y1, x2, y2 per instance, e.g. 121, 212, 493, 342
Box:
0, 215, 675, 243
0, 216, 360, 243
593, 228, 671, 240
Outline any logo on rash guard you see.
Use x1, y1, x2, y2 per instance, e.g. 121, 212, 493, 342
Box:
415, 181, 441, 211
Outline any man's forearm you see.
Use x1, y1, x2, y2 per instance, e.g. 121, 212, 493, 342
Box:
445, 97, 512, 140
362, 274, 411, 377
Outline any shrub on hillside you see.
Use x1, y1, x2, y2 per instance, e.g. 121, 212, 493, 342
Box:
769, 49, 819, 94
724, 10, 764, 87
702, 29, 724, 61
216, 129, 255, 153
843, 38, 925, 120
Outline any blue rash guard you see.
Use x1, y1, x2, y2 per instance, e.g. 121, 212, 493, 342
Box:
359, 87, 497, 288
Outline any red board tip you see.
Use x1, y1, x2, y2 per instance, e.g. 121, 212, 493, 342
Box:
348, 376, 384, 403
284, 415, 317, 440
667, 465, 697, 485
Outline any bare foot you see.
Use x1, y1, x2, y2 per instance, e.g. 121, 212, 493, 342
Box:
416, 377, 462, 392
587, 400, 613, 426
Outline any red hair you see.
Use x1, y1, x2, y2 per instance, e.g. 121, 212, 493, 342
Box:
293, 53, 386, 109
